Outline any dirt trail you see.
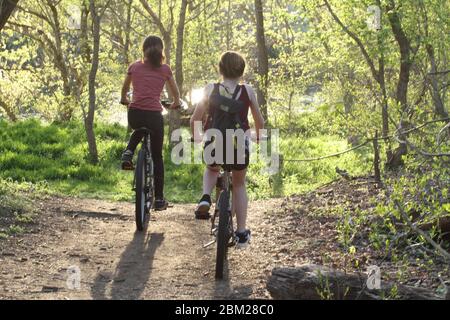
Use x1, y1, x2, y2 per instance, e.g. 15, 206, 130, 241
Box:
0, 196, 284, 300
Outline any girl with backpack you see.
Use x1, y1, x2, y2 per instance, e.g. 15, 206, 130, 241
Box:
190, 51, 265, 248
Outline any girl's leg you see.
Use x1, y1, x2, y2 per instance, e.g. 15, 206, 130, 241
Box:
231, 169, 248, 233
196, 166, 219, 217
203, 166, 220, 196
126, 109, 146, 152
126, 131, 145, 152
149, 113, 164, 200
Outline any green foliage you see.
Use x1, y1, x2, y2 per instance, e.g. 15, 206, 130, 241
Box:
0, 178, 43, 237
0, 118, 373, 202
280, 134, 372, 195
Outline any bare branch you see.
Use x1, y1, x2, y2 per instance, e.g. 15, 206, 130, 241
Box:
394, 200, 450, 262
323, 0, 380, 82
139, 0, 168, 35
15, 4, 52, 25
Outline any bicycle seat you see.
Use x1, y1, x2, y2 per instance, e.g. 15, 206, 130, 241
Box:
134, 127, 152, 134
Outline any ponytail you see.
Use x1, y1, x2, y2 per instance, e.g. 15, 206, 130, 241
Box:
142, 36, 165, 68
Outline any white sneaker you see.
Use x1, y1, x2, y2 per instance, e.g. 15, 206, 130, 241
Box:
235, 230, 251, 249
195, 194, 211, 220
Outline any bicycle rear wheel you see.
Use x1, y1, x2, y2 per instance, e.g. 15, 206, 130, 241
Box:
146, 155, 155, 215
215, 189, 231, 279
135, 149, 148, 231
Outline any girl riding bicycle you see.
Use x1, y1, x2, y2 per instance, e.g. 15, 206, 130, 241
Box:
120, 35, 181, 211
190, 51, 265, 248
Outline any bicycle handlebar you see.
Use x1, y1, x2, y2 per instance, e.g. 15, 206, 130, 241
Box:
160, 99, 188, 111
121, 99, 188, 111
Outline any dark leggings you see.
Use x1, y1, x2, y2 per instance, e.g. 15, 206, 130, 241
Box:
127, 108, 164, 200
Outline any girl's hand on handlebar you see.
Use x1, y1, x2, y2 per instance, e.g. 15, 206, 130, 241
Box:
162, 99, 187, 110
169, 101, 181, 110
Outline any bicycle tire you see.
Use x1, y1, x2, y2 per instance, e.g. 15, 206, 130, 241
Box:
146, 156, 155, 215
135, 149, 147, 231
215, 189, 231, 279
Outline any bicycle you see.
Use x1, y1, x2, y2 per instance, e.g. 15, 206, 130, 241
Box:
121, 99, 186, 231
201, 167, 235, 280
201, 135, 267, 279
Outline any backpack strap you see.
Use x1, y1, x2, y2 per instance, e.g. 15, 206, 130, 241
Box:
207, 83, 221, 115
231, 85, 242, 100
212, 83, 220, 96
217, 83, 242, 100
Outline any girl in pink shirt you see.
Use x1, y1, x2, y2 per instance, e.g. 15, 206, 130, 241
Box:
120, 36, 181, 211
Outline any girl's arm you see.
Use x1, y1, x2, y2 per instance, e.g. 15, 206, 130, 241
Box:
246, 85, 265, 139
190, 84, 213, 142
120, 74, 132, 105
165, 77, 181, 108
190, 99, 208, 142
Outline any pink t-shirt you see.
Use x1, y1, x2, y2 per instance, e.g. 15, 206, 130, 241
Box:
128, 61, 173, 112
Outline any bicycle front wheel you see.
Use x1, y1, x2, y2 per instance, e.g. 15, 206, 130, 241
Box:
215, 190, 231, 279
135, 149, 147, 231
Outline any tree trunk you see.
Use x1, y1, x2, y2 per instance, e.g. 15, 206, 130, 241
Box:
267, 265, 445, 300
419, 0, 447, 117
123, 0, 133, 67
85, 0, 100, 164
373, 131, 381, 185
426, 45, 448, 118
48, 2, 76, 122
254, 0, 269, 122
175, 0, 187, 96
374, 1, 389, 140
388, 2, 412, 114
80, 4, 91, 64
0, 96, 17, 121
169, 0, 188, 142
0, 0, 18, 31
226, 0, 232, 50
385, 1, 413, 168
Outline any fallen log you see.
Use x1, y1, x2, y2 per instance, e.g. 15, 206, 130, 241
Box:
419, 215, 450, 242
267, 264, 445, 300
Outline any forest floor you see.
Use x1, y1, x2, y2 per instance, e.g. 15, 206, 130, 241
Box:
0, 177, 448, 300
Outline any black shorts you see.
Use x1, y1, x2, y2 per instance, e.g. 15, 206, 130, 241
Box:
203, 138, 249, 171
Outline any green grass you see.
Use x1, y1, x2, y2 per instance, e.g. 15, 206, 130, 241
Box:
0, 119, 204, 202
278, 135, 372, 195
0, 178, 42, 238
0, 118, 372, 203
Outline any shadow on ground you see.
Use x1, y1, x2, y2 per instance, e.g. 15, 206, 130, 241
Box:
91, 228, 164, 300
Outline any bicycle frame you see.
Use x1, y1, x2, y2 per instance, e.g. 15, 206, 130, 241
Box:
204, 170, 235, 248
132, 132, 152, 192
